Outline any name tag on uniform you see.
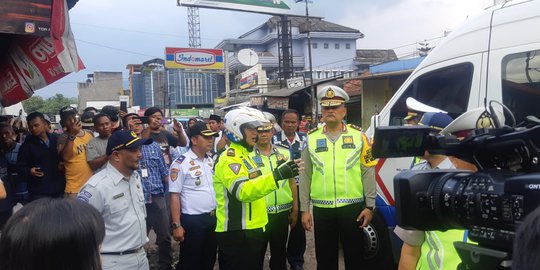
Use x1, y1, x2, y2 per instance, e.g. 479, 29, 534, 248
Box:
248, 170, 262, 179
141, 168, 149, 178
342, 136, 356, 149
316, 139, 328, 152
113, 193, 125, 200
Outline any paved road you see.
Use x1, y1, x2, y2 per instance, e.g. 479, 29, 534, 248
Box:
147, 225, 346, 270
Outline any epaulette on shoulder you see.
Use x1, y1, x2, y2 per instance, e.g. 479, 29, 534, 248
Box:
175, 156, 186, 164
349, 124, 362, 131
308, 127, 319, 135
275, 142, 289, 149
226, 148, 236, 157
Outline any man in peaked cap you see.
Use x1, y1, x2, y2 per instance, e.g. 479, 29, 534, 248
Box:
78, 130, 153, 270
300, 85, 377, 269
404, 97, 447, 125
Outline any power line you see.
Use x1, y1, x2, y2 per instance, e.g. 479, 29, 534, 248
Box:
76, 39, 160, 58
72, 22, 223, 41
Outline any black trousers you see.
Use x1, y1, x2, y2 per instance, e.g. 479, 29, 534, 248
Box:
177, 212, 217, 270
313, 203, 365, 270
146, 195, 173, 270
287, 185, 306, 268
266, 211, 290, 270
217, 228, 267, 270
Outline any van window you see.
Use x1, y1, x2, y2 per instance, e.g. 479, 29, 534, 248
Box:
502, 49, 540, 125
389, 63, 473, 126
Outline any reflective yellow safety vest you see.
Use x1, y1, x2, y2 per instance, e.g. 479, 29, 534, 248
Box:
250, 144, 293, 214
418, 230, 473, 270
307, 124, 376, 208
213, 142, 278, 232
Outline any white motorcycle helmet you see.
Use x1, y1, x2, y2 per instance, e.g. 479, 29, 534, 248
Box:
224, 107, 269, 143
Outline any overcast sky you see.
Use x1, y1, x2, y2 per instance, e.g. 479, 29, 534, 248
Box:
35, 0, 495, 99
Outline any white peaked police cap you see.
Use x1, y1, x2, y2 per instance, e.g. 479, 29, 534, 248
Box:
441, 107, 506, 137
406, 97, 448, 114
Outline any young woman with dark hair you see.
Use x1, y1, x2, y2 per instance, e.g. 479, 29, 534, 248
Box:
0, 198, 105, 270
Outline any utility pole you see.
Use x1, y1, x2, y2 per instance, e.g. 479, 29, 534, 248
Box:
301, 0, 317, 122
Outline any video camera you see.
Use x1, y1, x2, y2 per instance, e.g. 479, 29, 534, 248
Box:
372, 122, 540, 269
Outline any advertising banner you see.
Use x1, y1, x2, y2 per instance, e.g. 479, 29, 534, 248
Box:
170, 108, 200, 117
0, 0, 52, 36
0, 0, 84, 106
177, 0, 301, 15
165, 48, 224, 69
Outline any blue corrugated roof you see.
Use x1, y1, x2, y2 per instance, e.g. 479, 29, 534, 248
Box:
369, 57, 425, 74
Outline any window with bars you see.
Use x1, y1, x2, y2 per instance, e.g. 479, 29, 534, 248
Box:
184, 78, 202, 96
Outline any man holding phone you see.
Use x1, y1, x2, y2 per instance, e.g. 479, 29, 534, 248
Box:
17, 112, 65, 201
57, 106, 94, 197
142, 107, 187, 166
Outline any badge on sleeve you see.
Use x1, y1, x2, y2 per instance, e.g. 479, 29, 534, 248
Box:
170, 168, 179, 182
229, 163, 241, 175
77, 190, 92, 203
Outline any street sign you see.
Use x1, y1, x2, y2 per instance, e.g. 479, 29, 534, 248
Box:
287, 77, 305, 89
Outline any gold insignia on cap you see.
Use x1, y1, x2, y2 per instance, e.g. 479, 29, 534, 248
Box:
326, 88, 335, 99
476, 112, 494, 129
131, 131, 137, 138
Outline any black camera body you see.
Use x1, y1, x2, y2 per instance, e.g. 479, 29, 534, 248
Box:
373, 124, 540, 268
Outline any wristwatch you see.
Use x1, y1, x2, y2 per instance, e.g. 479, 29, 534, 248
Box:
68, 135, 76, 141
172, 222, 182, 229
365, 206, 374, 212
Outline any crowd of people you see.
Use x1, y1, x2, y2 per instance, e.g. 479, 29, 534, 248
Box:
1, 85, 539, 270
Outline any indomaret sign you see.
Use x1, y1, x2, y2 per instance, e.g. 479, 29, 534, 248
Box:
165, 47, 224, 69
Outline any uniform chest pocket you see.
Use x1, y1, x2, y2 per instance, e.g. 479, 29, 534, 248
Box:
108, 197, 129, 214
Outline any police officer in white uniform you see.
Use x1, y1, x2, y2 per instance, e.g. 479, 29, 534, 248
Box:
169, 122, 218, 270
404, 97, 448, 125
78, 130, 152, 270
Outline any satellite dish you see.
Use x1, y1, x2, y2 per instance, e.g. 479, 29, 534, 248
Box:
237, 49, 259, 67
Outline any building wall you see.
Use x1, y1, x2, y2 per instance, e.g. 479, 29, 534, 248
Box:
131, 73, 146, 108
168, 70, 223, 108
78, 72, 123, 110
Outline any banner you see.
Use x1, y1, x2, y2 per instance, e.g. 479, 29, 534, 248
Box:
177, 0, 301, 15
170, 109, 200, 117
165, 48, 224, 69
0, 0, 52, 37
0, 0, 84, 106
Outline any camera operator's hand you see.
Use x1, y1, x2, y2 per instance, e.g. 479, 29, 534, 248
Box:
301, 212, 313, 232
65, 118, 82, 136
273, 160, 299, 181
357, 207, 373, 228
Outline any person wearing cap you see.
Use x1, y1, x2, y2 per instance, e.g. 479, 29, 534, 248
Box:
404, 97, 447, 126
169, 122, 219, 270
299, 85, 377, 269
17, 112, 65, 201
142, 107, 187, 166
251, 121, 298, 270
128, 115, 173, 270
57, 106, 94, 197
214, 107, 301, 270
394, 112, 474, 270
81, 110, 96, 135
86, 113, 112, 172
77, 130, 152, 270
273, 109, 307, 270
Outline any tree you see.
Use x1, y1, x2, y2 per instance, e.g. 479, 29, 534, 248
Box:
22, 96, 45, 114
22, 94, 77, 117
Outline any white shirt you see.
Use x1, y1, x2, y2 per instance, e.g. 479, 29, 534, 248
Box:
77, 163, 148, 253
169, 149, 217, 215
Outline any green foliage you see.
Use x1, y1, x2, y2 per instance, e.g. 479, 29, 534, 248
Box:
22, 94, 78, 117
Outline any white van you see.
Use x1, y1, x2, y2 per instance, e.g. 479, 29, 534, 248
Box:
363, 0, 540, 266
